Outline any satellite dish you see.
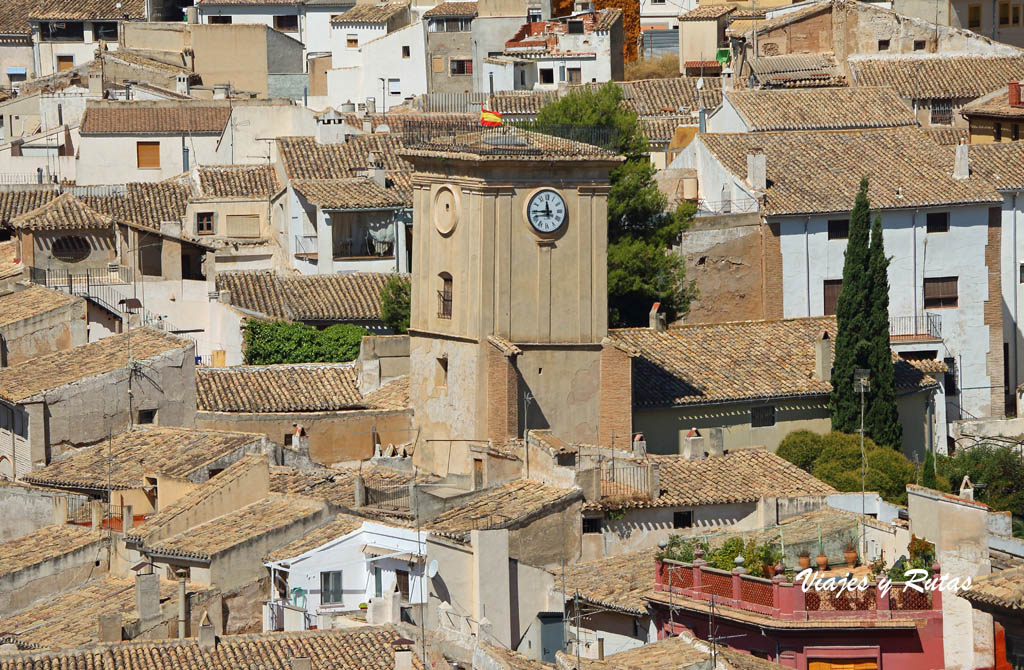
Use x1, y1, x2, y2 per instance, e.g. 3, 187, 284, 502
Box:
426, 560, 439, 579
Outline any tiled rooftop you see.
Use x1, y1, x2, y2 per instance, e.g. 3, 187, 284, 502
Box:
10, 193, 115, 231
962, 85, 1024, 120
747, 1, 828, 35
679, 4, 734, 20
748, 53, 845, 89
292, 178, 408, 209
270, 464, 429, 508
196, 165, 281, 199
0, 625, 419, 669
80, 100, 233, 135
331, 3, 407, 23
723, 87, 917, 131
849, 55, 1024, 100
423, 1, 477, 17
28, 0, 145, 20
967, 140, 1024, 190
196, 363, 365, 412
0, 328, 190, 404
22, 426, 263, 491
426, 479, 581, 540
0, 0, 38, 35
265, 512, 367, 561
0, 524, 102, 579
145, 494, 324, 559
0, 285, 79, 327
215, 270, 395, 321
962, 565, 1024, 610
362, 375, 410, 410
923, 126, 970, 145
557, 548, 657, 614
559, 633, 786, 669
400, 126, 620, 161
699, 127, 1000, 215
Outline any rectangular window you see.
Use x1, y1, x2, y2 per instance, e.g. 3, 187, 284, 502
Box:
923, 276, 958, 308
877, 39, 890, 51
827, 219, 849, 240
347, 34, 358, 48
93, 21, 118, 40
913, 39, 926, 50
42, 22, 85, 42
137, 409, 156, 424
528, 9, 542, 21
197, 212, 214, 235
1015, 4, 1021, 23
388, 78, 400, 95
1019, 262, 1024, 283
996, 122, 1003, 141
320, 570, 343, 604
568, 20, 585, 33
225, 214, 259, 238
56, 55, 75, 71
136, 141, 160, 169
1001, 1, 1010, 24
540, 68, 554, 84
969, 3, 982, 27
930, 100, 953, 125
823, 279, 843, 316
582, 517, 603, 533
432, 56, 444, 72
374, 567, 383, 598
1015, 124, 1021, 140
209, 15, 232, 23
567, 67, 582, 83
751, 405, 776, 428
926, 212, 949, 233
673, 511, 693, 529
450, 59, 472, 75
274, 14, 299, 31
395, 570, 410, 600
402, 45, 410, 58
944, 357, 959, 394
438, 274, 452, 318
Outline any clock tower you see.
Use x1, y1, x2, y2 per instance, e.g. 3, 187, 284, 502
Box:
400, 125, 632, 462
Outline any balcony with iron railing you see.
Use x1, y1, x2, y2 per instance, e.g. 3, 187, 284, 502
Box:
437, 287, 452, 319
889, 313, 942, 341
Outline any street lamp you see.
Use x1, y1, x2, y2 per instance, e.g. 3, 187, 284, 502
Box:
855, 369, 870, 560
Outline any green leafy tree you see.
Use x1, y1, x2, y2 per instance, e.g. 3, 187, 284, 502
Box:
534, 83, 695, 326
938, 444, 1024, 537
865, 213, 902, 449
777, 430, 827, 472
243, 320, 368, 364
921, 451, 937, 489
380, 275, 411, 334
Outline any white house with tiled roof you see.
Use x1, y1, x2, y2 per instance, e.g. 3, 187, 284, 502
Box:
195, 0, 355, 58
28, 0, 146, 77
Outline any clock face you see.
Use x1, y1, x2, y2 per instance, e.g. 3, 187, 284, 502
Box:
526, 189, 567, 234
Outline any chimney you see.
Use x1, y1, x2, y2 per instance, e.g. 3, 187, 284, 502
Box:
98, 612, 123, 642
953, 140, 969, 180
959, 475, 974, 501
290, 658, 311, 670
366, 98, 377, 114
185, 6, 199, 23
177, 569, 188, 639
176, 74, 189, 96
648, 302, 667, 332
366, 152, 386, 187
198, 611, 216, 648
218, 289, 232, 305
747, 148, 766, 190
391, 639, 414, 670
814, 330, 831, 381
213, 84, 229, 99
362, 120, 373, 133
597, 638, 605, 660
88, 70, 102, 97
135, 571, 161, 622
1011, 80, 1022, 107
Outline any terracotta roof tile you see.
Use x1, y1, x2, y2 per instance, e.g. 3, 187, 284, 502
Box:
196, 363, 365, 412
0, 524, 102, 579
0, 189, 58, 224
0, 327, 191, 404
748, 53, 845, 89
426, 479, 581, 540
640, 116, 688, 142
270, 464, 427, 508
292, 178, 407, 209
10, 192, 115, 231
560, 634, 787, 669
962, 565, 1024, 610
80, 100, 232, 135
0, 0, 37, 35
215, 270, 396, 321
331, 3, 407, 23
747, 1, 828, 34
197, 165, 281, 198
593, 7, 622, 31
0, 624, 417, 668
265, 512, 367, 561
0, 284, 79, 327
616, 77, 723, 116
22, 426, 264, 491
278, 134, 412, 180
678, 4, 734, 20
488, 91, 558, 116
423, 1, 477, 17
362, 375, 410, 410
923, 126, 970, 145
967, 140, 1024, 190
557, 548, 656, 614
29, 0, 145, 20
849, 55, 1024, 100
475, 643, 552, 670
699, 127, 1000, 216
723, 87, 917, 131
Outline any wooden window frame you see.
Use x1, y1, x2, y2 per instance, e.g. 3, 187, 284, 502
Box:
968, 3, 982, 28
923, 276, 958, 309
196, 211, 214, 235
1001, 1, 1011, 24
136, 141, 160, 169
823, 279, 843, 316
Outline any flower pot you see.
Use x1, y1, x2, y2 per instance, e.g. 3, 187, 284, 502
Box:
844, 550, 858, 568
815, 554, 829, 571
798, 555, 811, 570
762, 565, 775, 579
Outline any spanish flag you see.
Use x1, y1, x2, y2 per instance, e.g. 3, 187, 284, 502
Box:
480, 109, 503, 127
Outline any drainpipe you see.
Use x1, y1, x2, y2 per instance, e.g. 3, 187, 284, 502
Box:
912, 209, 919, 324
177, 570, 187, 638
804, 217, 811, 316
1014, 193, 1019, 395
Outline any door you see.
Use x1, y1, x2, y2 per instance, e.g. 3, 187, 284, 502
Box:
473, 458, 484, 489
374, 567, 383, 598
823, 279, 843, 315
56, 55, 74, 71
538, 612, 564, 662
808, 660, 878, 670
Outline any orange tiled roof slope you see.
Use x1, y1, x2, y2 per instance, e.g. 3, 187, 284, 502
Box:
1, 0, 40, 34
967, 141, 1024, 191
849, 55, 1024, 100
0, 626, 421, 669
0, 524, 102, 579
559, 632, 787, 669
271, 464, 429, 507
80, 100, 233, 135
22, 426, 264, 490
0, 284, 79, 327
699, 127, 1000, 216
292, 178, 407, 209
362, 375, 410, 410
197, 165, 281, 198
961, 86, 1024, 119
426, 479, 581, 539
679, 5, 734, 20
423, 1, 477, 16
10, 192, 115, 231
331, 3, 407, 23
923, 126, 969, 145
196, 363, 365, 412
29, 0, 145, 20
488, 77, 722, 117
723, 87, 917, 131
557, 548, 657, 614
265, 512, 367, 561
0, 328, 190, 404
962, 565, 1024, 611
279, 134, 411, 180
215, 270, 396, 321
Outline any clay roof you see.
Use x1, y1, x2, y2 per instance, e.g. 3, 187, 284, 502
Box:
270, 464, 427, 507
0, 241, 22, 280
849, 55, 1024, 100
215, 270, 394, 321
698, 127, 1000, 216
962, 565, 1024, 611
292, 178, 407, 209
593, 7, 622, 31
278, 134, 412, 180
10, 193, 115, 231
923, 126, 970, 145
0, 524, 102, 579
362, 375, 410, 410
587, 449, 835, 511
723, 87, 918, 131
400, 126, 620, 161
0, 190, 59, 224
0, 328, 191, 404
640, 117, 689, 142
679, 4, 734, 20
558, 548, 656, 614
423, 1, 477, 16
0, 0, 38, 35
488, 91, 558, 116
0, 285, 79, 327
426, 479, 582, 540
0, 625, 419, 669
967, 141, 1024, 190
80, 101, 233, 135
962, 86, 1024, 119
475, 644, 552, 670
28, 0, 145, 20
265, 512, 367, 561
22, 426, 264, 491
616, 77, 723, 116
748, 53, 846, 89
331, 3, 406, 23
195, 363, 366, 412
0, 576, 206, 652
560, 633, 786, 670
145, 494, 324, 559
197, 165, 281, 198
747, 1, 829, 35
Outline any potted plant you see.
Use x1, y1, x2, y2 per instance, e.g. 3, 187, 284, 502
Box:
815, 538, 828, 571
797, 549, 811, 570
358, 602, 368, 610
843, 540, 858, 568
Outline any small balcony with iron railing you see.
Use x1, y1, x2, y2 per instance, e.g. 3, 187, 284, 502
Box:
889, 313, 942, 342
437, 287, 452, 319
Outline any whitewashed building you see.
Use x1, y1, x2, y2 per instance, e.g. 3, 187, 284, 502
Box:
326, 22, 427, 110
27, 0, 144, 78
195, 0, 355, 58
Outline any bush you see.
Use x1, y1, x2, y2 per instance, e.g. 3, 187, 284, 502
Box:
243, 320, 368, 364
658, 536, 781, 576
776, 430, 826, 472
380, 275, 411, 334
938, 444, 1024, 537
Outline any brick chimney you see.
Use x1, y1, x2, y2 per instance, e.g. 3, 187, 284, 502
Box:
953, 140, 969, 180
1010, 80, 1022, 107
648, 302, 667, 332
747, 148, 766, 190
814, 330, 831, 381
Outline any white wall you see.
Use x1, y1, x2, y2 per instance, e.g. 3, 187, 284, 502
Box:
326, 22, 427, 108
76, 134, 220, 184
330, 22, 388, 68
528, 33, 613, 90
1000, 190, 1024, 405
214, 104, 316, 165
705, 95, 747, 133
32, 21, 121, 77
197, 4, 347, 56
640, 0, 692, 28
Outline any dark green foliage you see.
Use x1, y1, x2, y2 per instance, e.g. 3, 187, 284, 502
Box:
380, 275, 411, 334
657, 536, 782, 576
777, 430, 826, 472
938, 444, 1024, 537
535, 83, 695, 326
921, 451, 937, 489
865, 213, 902, 448
243, 320, 368, 364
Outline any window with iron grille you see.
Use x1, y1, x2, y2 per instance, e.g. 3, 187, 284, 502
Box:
926, 212, 949, 233
582, 517, 603, 534
438, 273, 452, 318
320, 570, 343, 604
827, 219, 849, 239
751, 405, 776, 428
930, 100, 953, 126
450, 59, 472, 75
924, 276, 958, 308
673, 511, 693, 529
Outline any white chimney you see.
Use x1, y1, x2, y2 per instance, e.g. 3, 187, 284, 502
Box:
648, 301, 667, 332
959, 475, 974, 501
391, 639, 414, 670
747, 148, 766, 190
814, 330, 831, 382
953, 140, 969, 180
176, 74, 190, 96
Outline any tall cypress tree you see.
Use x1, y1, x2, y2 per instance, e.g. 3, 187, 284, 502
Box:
865, 213, 902, 449
830, 178, 874, 433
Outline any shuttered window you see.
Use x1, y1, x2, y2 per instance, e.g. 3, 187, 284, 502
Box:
823, 279, 842, 316
432, 56, 444, 73
225, 214, 259, 238
924, 276, 958, 308
56, 55, 75, 71
136, 141, 160, 169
